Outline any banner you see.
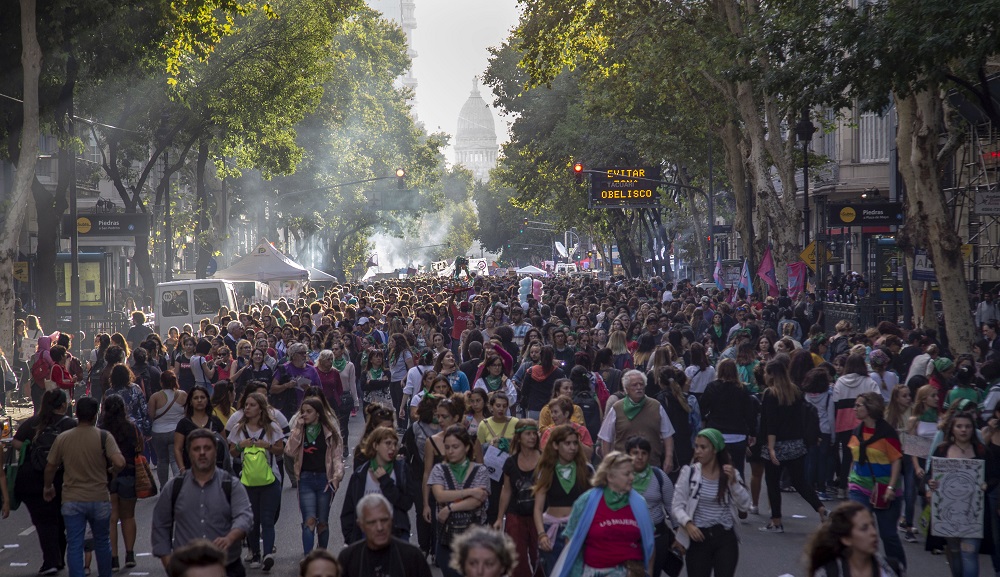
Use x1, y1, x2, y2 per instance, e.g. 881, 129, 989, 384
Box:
787, 262, 808, 298
738, 258, 753, 296
756, 247, 779, 297
713, 258, 724, 290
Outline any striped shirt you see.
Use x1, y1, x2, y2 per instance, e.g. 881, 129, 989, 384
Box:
636, 467, 674, 526
692, 478, 733, 530
848, 425, 902, 497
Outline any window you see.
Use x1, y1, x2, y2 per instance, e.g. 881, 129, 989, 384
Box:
161, 290, 189, 317
193, 288, 221, 315
859, 111, 889, 163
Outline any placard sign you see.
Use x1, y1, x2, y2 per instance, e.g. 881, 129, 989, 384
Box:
590, 167, 661, 208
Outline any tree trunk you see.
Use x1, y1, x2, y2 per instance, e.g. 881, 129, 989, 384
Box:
0, 0, 41, 352
717, 121, 754, 262
32, 176, 60, 326
195, 140, 212, 278
896, 85, 971, 351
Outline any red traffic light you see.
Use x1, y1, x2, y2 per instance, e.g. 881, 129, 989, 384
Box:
573, 163, 583, 173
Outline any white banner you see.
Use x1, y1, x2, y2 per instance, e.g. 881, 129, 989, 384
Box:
975, 189, 1000, 215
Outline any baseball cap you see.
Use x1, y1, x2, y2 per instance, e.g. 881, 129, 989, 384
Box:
357, 317, 369, 325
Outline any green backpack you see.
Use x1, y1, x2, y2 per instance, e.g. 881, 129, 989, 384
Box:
239, 433, 276, 487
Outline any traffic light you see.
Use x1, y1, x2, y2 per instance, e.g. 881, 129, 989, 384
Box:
395, 168, 406, 189
573, 162, 584, 184
587, 250, 594, 258
520, 218, 528, 234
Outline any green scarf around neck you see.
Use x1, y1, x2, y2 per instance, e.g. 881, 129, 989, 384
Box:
484, 374, 503, 391
603, 487, 630, 511
332, 356, 347, 372
369, 367, 384, 380
370, 458, 394, 477
632, 466, 653, 493
920, 408, 938, 423
622, 395, 647, 420
305, 422, 322, 444
554, 462, 576, 494
448, 459, 471, 484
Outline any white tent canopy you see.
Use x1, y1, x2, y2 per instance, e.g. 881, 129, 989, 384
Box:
213, 240, 309, 282
516, 265, 546, 275
307, 267, 338, 282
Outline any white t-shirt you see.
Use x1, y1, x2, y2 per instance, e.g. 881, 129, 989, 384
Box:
227, 422, 284, 479
685, 365, 716, 395
403, 364, 433, 396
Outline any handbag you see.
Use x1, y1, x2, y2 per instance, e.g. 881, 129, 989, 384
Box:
44, 365, 58, 392
868, 468, 891, 509
2, 440, 25, 511
133, 431, 157, 499
773, 438, 807, 462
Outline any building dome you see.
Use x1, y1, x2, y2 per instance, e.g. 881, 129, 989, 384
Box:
455, 78, 498, 181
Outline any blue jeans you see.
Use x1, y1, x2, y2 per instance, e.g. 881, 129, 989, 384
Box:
900, 456, 916, 528
540, 522, 567, 577
946, 538, 981, 577
297, 471, 332, 553
245, 480, 281, 557
804, 433, 830, 492
63, 501, 112, 577
848, 490, 906, 568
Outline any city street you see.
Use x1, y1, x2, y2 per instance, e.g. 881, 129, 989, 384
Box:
0, 408, 957, 577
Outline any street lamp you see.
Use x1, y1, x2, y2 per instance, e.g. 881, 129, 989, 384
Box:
795, 109, 816, 248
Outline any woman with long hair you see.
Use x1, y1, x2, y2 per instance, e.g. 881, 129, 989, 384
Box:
493, 419, 542, 577
802, 368, 835, 501
884, 384, 919, 543
107, 364, 150, 436
832, 353, 881, 499
408, 369, 440, 419
315, 349, 351, 459
421, 397, 467, 519
227, 392, 285, 571
403, 394, 441, 556
735, 342, 760, 394
759, 360, 827, 533
353, 403, 396, 469
533, 424, 592, 575
607, 331, 633, 371
805, 501, 903, 577
685, 343, 715, 399
429, 425, 490, 577
434, 349, 470, 394
700, 358, 758, 478
465, 388, 489, 438
474, 354, 518, 405
846, 392, 905, 568
632, 333, 657, 373
285, 397, 345, 554
211, 380, 236, 424
521, 346, 564, 421
99, 394, 140, 571
173, 384, 224, 473
147, 370, 187, 487
340, 427, 412, 545
234, 348, 274, 398
12, 389, 75, 574
549, 451, 655, 577
387, 333, 415, 419
173, 336, 197, 392
671, 428, 752, 577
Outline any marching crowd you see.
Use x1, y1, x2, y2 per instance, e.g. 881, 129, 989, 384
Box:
2, 274, 1000, 577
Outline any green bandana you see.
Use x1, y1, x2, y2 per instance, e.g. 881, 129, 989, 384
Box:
448, 459, 471, 484
920, 408, 938, 423
603, 487, 630, 511
622, 396, 647, 420
332, 356, 347, 372
484, 374, 503, 392
305, 423, 321, 444
370, 458, 394, 477
368, 367, 384, 380
632, 466, 653, 493
555, 462, 576, 494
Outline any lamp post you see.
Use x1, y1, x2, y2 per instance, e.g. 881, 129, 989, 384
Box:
795, 109, 816, 248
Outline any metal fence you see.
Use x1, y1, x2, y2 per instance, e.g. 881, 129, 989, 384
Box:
822, 299, 904, 332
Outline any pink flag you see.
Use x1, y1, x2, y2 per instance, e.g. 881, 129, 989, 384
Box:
757, 247, 779, 297
787, 262, 808, 297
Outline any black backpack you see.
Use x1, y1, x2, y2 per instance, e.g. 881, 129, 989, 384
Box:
572, 389, 602, 442
30, 416, 71, 472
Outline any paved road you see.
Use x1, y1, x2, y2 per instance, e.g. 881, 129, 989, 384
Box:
0, 408, 961, 577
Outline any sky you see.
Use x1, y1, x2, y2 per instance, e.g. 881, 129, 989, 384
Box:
407, 0, 521, 159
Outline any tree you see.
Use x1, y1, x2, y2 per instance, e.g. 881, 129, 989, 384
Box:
0, 0, 41, 352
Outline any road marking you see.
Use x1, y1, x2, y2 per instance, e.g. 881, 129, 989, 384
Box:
129, 572, 150, 575
10, 563, 28, 566
4, 544, 19, 548
18, 527, 35, 536
136, 553, 152, 557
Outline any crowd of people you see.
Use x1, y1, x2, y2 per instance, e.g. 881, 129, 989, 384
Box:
3, 274, 1000, 577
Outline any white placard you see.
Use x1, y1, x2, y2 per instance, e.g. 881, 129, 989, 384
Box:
930, 457, 985, 538
482, 444, 508, 483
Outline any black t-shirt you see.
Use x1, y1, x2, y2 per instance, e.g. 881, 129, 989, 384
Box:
300, 433, 327, 473
174, 415, 225, 468
502, 455, 537, 517
12, 414, 77, 496
338, 538, 432, 577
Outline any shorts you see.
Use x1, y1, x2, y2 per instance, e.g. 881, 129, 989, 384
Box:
109, 475, 137, 500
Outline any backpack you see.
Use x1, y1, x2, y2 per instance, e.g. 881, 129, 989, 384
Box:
830, 335, 850, 359
239, 429, 275, 487
30, 356, 52, 389
802, 398, 821, 447
30, 416, 71, 472
572, 389, 602, 443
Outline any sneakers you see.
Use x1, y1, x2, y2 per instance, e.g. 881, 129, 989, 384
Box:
125, 552, 136, 569
903, 529, 918, 543
749, 505, 760, 515
816, 491, 832, 501
37, 568, 59, 576
759, 523, 784, 533
262, 554, 275, 572
249, 556, 262, 569
111, 557, 119, 573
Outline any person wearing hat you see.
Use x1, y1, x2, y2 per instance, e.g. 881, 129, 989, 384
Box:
671, 428, 752, 577
868, 349, 899, 403
929, 357, 956, 412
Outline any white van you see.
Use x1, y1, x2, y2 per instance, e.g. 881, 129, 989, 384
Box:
155, 279, 238, 334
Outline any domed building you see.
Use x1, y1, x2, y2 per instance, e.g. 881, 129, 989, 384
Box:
455, 78, 498, 181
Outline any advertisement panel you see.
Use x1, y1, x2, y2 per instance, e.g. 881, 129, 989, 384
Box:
589, 167, 662, 208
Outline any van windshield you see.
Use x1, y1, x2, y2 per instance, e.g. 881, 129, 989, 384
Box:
194, 288, 222, 315
161, 290, 189, 317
